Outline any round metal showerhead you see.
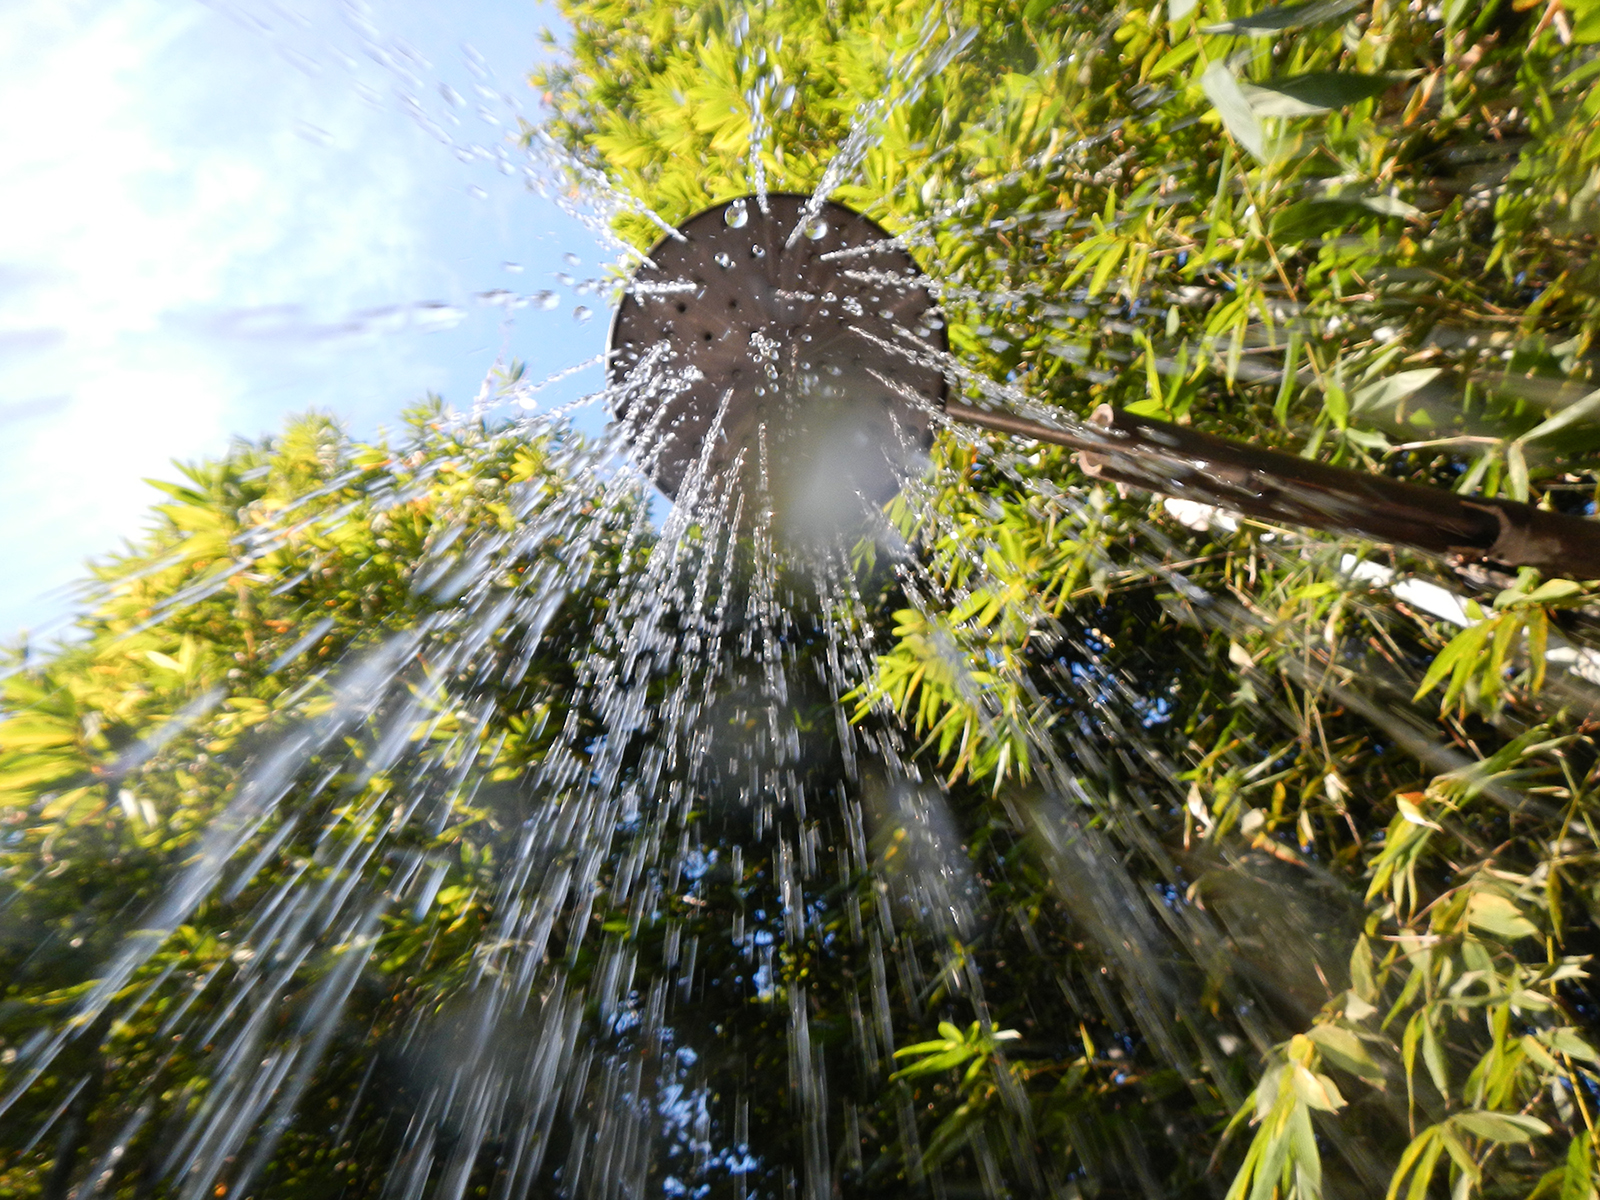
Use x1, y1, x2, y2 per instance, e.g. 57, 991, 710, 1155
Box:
606, 193, 947, 528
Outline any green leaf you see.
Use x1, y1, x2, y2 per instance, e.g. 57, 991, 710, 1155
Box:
1523, 580, 1584, 605
1414, 621, 1490, 705
1570, 0, 1600, 41
1422, 1018, 1449, 1097
1202, 0, 1364, 34
1352, 193, 1422, 220
1449, 1110, 1551, 1144
1507, 442, 1531, 503
1564, 1131, 1595, 1198
1548, 1028, 1600, 1065
1200, 62, 1266, 161
1306, 1024, 1386, 1086
1465, 891, 1540, 941
1514, 387, 1600, 451
1242, 71, 1395, 116
1352, 369, 1441, 414
1289, 1062, 1346, 1110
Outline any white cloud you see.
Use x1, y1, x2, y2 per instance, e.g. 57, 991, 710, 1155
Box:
0, 0, 606, 638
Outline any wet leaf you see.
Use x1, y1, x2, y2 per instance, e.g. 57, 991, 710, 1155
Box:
1242, 71, 1395, 116
1465, 892, 1540, 941
1449, 1110, 1551, 1143
1307, 1024, 1386, 1085
1290, 1062, 1346, 1110
1547, 1027, 1600, 1064
1351, 369, 1441, 413
1200, 63, 1266, 160
1201, 0, 1364, 34
1514, 387, 1600, 451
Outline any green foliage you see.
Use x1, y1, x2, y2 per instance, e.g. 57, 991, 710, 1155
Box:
536, 0, 1600, 1194
0, 407, 646, 1197
5, 0, 1600, 1196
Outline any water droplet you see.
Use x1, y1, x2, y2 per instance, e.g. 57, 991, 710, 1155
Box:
564, 252, 582, 267
536, 291, 560, 310
779, 84, 796, 110
802, 216, 828, 240
750, 244, 766, 258
413, 303, 466, 331
295, 121, 332, 147
466, 184, 488, 200
503, 261, 523, 273
725, 201, 749, 228
556, 272, 574, 286
574, 306, 592, 322
714, 252, 736, 269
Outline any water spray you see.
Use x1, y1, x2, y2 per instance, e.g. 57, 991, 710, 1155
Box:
609, 194, 1600, 578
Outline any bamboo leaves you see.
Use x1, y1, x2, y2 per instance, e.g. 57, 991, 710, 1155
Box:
1201, 0, 1366, 36
1222, 1035, 1338, 1200
1201, 62, 1268, 160
1413, 574, 1596, 712
1240, 71, 1396, 116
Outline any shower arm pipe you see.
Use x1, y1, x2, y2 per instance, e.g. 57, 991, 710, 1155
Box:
941, 400, 1600, 581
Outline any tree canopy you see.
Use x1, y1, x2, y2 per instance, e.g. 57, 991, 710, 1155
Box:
3, 0, 1600, 1198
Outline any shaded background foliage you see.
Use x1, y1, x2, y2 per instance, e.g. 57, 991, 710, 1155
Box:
5, 0, 1600, 1197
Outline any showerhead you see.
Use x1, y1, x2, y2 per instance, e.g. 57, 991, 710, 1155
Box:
605, 193, 947, 523
605, 193, 1600, 579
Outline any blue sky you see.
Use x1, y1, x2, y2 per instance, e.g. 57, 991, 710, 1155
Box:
0, 0, 614, 638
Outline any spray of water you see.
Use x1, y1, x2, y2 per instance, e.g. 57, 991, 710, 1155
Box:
4, 4, 1599, 1200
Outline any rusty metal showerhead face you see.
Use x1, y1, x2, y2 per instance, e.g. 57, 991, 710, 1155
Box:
606, 193, 947, 533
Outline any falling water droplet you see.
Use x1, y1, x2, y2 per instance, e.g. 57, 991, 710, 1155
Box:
779, 84, 796, 110
467, 184, 488, 200
574, 305, 592, 322
535, 291, 560, 310
725, 200, 749, 228
564, 252, 582, 267
503, 261, 523, 273
802, 216, 828, 240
